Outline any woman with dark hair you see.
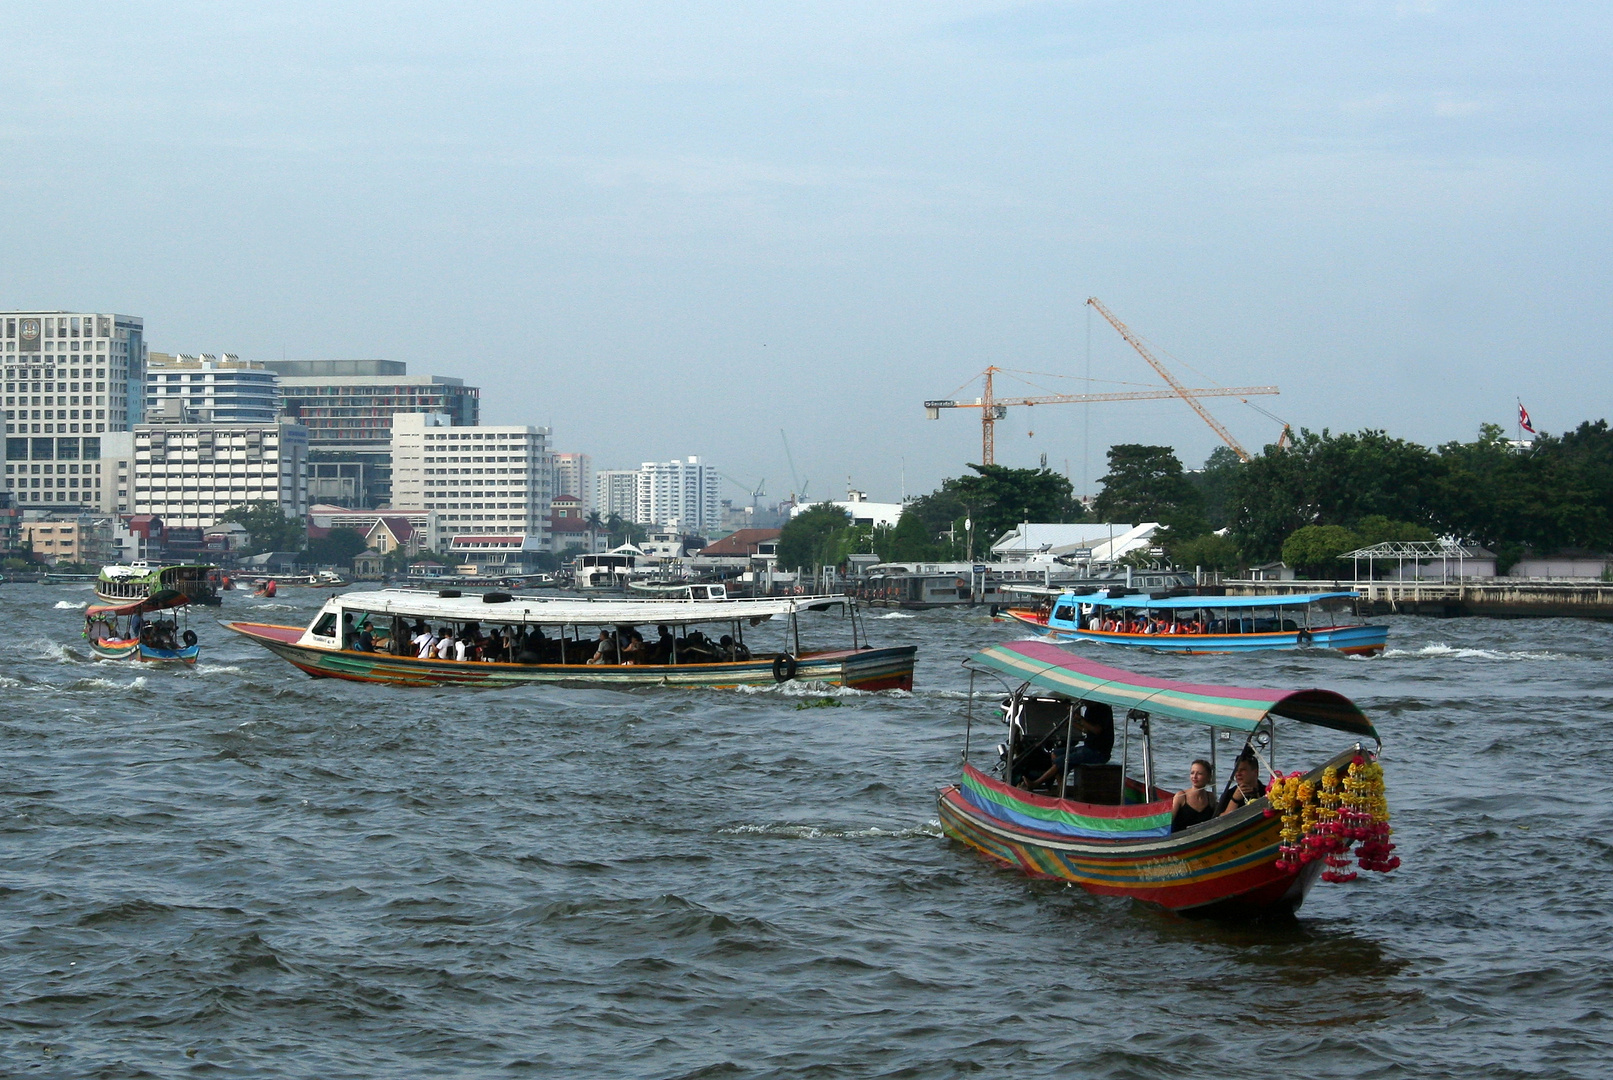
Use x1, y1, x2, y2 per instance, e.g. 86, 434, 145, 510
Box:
1218, 752, 1267, 816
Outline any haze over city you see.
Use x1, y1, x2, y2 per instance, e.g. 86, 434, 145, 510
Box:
3, 2, 1607, 501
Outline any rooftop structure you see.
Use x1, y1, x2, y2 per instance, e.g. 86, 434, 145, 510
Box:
146, 352, 279, 424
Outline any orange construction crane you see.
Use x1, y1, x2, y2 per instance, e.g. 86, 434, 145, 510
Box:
924, 365, 1278, 466
1086, 297, 1272, 463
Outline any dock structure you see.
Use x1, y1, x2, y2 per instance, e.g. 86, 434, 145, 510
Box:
1222, 579, 1613, 620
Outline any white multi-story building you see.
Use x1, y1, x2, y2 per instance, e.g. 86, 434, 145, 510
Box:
147, 353, 279, 423
129, 422, 310, 529
595, 469, 639, 523
3, 430, 133, 513
2, 311, 145, 436
553, 452, 593, 513
635, 456, 721, 535
389, 412, 553, 551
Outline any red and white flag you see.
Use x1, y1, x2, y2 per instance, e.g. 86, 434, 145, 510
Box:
1518, 401, 1535, 434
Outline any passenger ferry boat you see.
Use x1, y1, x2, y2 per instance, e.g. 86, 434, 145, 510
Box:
96, 562, 221, 606
937, 640, 1399, 916
997, 589, 1388, 656
571, 548, 658, 592
83, 591, 201, 663
224, 589, 916, 691
627, 581, 731, 600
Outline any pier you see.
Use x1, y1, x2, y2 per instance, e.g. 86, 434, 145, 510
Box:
1222, 579, 1613, 620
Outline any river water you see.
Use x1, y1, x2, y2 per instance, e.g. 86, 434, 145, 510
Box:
2, 583, 1610, 1078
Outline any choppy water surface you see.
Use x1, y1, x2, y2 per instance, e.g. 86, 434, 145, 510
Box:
3, 584, 1611, 1078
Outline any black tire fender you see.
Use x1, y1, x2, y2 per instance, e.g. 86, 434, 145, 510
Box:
182, 629, 198, 648
772, 654, 798, 682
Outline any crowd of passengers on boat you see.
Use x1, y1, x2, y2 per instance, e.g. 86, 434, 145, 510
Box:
1035, 600, 1312, 635
330, 614, 754, 666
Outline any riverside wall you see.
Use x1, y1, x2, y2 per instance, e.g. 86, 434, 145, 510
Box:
1222, 579, 1613, 619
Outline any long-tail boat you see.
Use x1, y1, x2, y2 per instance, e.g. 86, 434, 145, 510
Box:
937, 640, 1398, 917
96, 562, 221, 606
83, 590, 201, 664
223, 589, 916, 691
996, 589, 1387, 656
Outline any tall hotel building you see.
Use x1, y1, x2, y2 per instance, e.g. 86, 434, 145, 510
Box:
2, 311, 146, 509
595, 469, 639, 523
636, 457, 721, 535
553, 452, 593, 513
265, 359, 478, 508
389, 413, 552, 550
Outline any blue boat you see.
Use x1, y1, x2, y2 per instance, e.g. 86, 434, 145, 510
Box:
997, 590, 1388, 656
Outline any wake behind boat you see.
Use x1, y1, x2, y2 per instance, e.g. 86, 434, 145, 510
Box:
937, 640, 1399, 917
996, 589, 1387, 656
223, 589, 915, 691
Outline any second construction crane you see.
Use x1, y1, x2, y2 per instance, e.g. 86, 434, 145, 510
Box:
924, 301, 1280, 465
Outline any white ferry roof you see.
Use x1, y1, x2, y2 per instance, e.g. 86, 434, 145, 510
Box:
331, 589, 850, 625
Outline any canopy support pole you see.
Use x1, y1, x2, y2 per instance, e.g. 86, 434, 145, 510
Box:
964, 669, 975, 763
1058, 702, 1075, 801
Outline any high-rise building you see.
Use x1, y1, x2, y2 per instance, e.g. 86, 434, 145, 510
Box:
635, 456, 721, 535
264, 359, 479, 508
389, 412, 552, 551
3, 431, 129, 513
2, 311, 146, 436
553, 452, 593, 513
147, 353, 279, 423
129, 422, 309, 529
595, 469, 639, 523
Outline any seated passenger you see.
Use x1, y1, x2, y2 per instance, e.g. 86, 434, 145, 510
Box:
434, 628, 455, 660
1218, 752, 1267, 816
650, 625, 675, 664
619, 628, 647, 665
356, 627, 375, 652
586, 630, 618, 665
341, 613, 358, 650
717, 634, 738, 661
414, 626, 437, 658
1170, 759, 1216, 832
1019, 702, 1116, 791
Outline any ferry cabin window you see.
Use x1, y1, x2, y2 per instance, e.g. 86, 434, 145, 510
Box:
312, 613, 338, 638
1051, 603, 1074, 622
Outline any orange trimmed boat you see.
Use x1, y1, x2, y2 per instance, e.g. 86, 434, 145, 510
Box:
938, 640, 1398, 917
83, 590, 201, 664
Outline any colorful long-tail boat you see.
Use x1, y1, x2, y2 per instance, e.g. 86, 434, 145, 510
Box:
995, 589, 1387, 655
937, 640, 1398, 917
224, 589, 915, 691
83, 590, 201, 664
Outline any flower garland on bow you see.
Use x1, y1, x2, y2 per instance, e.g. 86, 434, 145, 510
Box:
1266, 756, 1399, 880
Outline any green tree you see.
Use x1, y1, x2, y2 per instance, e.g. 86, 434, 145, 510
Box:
1188, 446, 1244, 529
1092, 445, 1201, 523
907, 464, 1083, 553
220, 500, 306, 555
1351, 515, 1434, 546
304, 528, 368, 568
777, 503, 853, 570
1167, 532, 1243, 574
604, 513, 647, 547
878, 510, 943, 562
1280, 525, 1360, 579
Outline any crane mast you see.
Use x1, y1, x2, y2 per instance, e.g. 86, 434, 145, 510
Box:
1085, 297, 1255, 462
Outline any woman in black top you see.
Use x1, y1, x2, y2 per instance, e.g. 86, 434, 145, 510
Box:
1170, 759, 1216, 832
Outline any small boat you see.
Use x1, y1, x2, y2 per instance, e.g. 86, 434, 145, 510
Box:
572, 547, 657, 592
97, 562, 221, 606
224, 589, 916, 691
996, 589, 1388, 656
937, 640, 1398, 917
83, 590, 201, 664
253, 579, 278, 598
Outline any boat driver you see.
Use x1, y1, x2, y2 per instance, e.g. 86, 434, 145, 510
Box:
1020, 701, 1115, 791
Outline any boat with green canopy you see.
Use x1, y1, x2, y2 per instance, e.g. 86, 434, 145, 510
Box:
937, 640, 1399, 916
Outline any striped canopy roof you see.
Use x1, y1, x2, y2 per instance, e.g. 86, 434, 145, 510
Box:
969, 639, 1378, 740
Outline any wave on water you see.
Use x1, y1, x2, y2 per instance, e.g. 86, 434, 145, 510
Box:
730, 680, 913, 699
53, 600, 87, 610
26, 639, 80, 663
875, 611, 915, 620
1384, 642, 1572, 662
193, 665, 247, 676
720, 821, 943, 840
61, 675, 149, 694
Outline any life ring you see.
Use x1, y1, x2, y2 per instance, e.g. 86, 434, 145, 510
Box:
182, 629, 198, 648
1296, 628, 1313, 647
772, 654, 798, 682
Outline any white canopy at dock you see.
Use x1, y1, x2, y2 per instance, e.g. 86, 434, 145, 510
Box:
334, 589, 851, 626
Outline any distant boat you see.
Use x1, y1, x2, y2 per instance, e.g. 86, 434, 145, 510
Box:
83, 590, 201, 664
96, 562, 220, 606
628, 581, 730, 600
995, 589, 1388, 656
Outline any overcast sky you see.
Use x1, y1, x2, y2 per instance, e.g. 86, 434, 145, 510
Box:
3, 2, 1608, 503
